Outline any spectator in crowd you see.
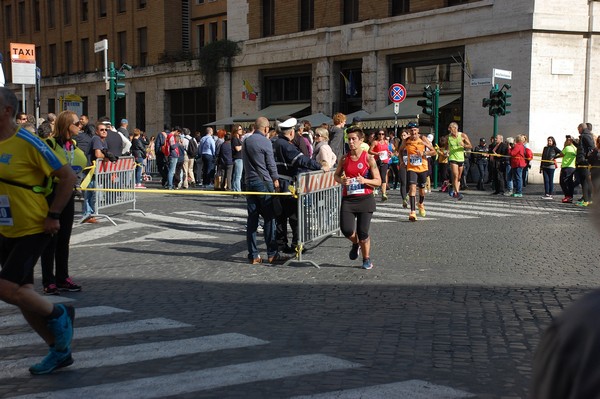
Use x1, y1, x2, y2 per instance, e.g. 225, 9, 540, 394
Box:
40, 110, 86, 295
506, 135, 526, 197
98, 119, 123, 158
16, 111, 28, 125
329, 112, 347, 163
243, 116, 287, 265
37, 121, 53, 139
180, 128, 196, 188
589, 135, 600, 197
555, 135, 578, 203
312, 127, 337, 169
540, 136, 561, 199
231, 124, 244, 193
81, 121, 110, 223
217, 132, 233, 190
46, 113, 57, 130
131, 128, 148, 189
154, 128, 170, 187
199, 127, 216, 188
472, 138, 489, 191
491, 134, 509, 195
575, 123, 594, 206
166, 128, 184, 190
273, 117, 327, 254
0, 87, 76, 375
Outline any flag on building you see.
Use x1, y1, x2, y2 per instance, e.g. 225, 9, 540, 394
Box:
242, 79, 257, 101
340, 71, 357, 97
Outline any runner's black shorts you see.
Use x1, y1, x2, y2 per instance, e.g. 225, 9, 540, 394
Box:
0, 233, 51, 285
408, 171, 428, 188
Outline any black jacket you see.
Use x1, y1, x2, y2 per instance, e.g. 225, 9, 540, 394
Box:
576, 129, 594, 166
272, 134, 321, 192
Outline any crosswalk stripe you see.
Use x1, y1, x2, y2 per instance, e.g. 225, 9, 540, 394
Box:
461, 198, 584, 213
174, 211, 246, 223
0, 306, 131, 328
290, 380, 474, 398
0, 333, 269, 379
0, 296, 75, 311
378, 202, 545, 217
70, 221, 148, 245
0, 318, 191, 349
375, 208, 478, 219
139, 212, 239, 232
8, 354, 361, 399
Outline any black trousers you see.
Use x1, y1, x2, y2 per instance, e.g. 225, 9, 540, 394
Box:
41, 195, 75, 287
276, 197, 298, 247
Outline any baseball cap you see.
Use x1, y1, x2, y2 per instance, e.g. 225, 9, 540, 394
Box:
480, 138, 486, 142
121, 119, 128, 124
406, 122, 418, 128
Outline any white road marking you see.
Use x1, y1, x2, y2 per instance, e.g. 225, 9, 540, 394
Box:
291, 380, 474, 398
0, 306, 130, 328
0, 318, 191, 348
9, 354, 361, 399
0, 333, 268, 379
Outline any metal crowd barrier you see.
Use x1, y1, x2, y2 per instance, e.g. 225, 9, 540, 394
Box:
145, 157, 158, 178
85, 156, 146, 225
284, 170, 342, 268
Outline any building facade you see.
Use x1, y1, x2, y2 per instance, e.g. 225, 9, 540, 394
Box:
224, 0, 600, 181
0, 0, 227, 134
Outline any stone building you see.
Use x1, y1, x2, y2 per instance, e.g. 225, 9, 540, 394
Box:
0, 0, 227, 134
223, 0, 600, 177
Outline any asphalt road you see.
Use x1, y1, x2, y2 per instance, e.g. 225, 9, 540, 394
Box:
1, 185, 598, 399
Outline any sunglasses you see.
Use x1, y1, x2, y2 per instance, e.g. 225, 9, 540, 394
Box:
72, 121, 82, 126
378, 132, 385, 135
97, 128, 107, 132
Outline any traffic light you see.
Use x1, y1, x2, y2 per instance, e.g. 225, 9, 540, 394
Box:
417, 86, 434, 116
488, 86, 501, 116
498, 86, 512, 115
113, 70, 126, 100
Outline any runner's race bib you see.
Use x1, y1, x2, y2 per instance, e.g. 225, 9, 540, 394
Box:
0, 195, 14, 226
378, 151, 388, 161
409, 154, 422, 166
347, 177, 365, 195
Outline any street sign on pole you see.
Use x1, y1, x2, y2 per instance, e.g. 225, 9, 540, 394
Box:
95, 39, 109, 85
393, 103, 400, 115
388, 83, 407, 104
10, 43, 36, 85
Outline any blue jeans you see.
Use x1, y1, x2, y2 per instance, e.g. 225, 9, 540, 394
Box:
201, 154, 215, 186
135, 157, 144, 185
167, 157, 178, 189
505, 163, 513, 192
83, 179, 96, 216
513, 167, 523, 194
542, 168, 555, 195
232, 158, 243, 192
246, 179, 277, 260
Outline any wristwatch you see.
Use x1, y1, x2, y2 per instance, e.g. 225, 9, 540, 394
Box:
47, 211, 61, 220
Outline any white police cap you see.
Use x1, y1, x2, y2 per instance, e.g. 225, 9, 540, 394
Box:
279, 117, 297, 130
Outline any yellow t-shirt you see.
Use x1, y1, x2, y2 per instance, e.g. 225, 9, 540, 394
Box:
0, 128, 66, 237
47, 137, 87, 178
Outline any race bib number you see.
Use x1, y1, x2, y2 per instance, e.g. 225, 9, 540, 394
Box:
402, 155, 408, 164
0, 195, 14, 226
347, 177, 365, 195
378, 151, 389, 161
409, 154, 422, 166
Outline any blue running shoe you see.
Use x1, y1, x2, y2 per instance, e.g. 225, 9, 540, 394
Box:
47, 304, 75, 352
29, 347, 73, 375
448, 188, 454, 197
349, 243, 360, 260
362, 258, 373, 270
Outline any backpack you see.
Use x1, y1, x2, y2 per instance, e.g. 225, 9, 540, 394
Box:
161, 133, 174, 157
186, 137, 198, 158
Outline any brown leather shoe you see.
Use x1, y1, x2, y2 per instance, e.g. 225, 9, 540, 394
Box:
249, 257, 262, 265
268, 254, 291, 264
84, 217, 98, 224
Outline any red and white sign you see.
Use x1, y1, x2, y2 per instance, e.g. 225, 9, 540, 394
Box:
388, 83, 407, 104
296, 170, 339, 194
97, 157, 135, 173
10, 43, 36, 85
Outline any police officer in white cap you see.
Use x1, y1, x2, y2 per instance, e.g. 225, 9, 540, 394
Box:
273, 117, 329, 253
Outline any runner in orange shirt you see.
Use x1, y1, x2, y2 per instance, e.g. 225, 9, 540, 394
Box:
397, 122, 435, 221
